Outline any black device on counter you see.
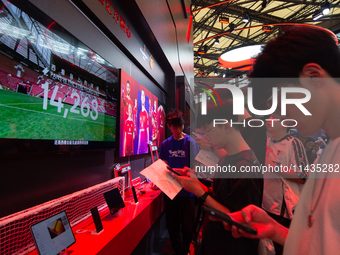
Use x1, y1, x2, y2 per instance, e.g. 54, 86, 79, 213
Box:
131, 186, 139, 204
90, 206, 104, 234
103, 188, 125, 215
203, 205, 258, 235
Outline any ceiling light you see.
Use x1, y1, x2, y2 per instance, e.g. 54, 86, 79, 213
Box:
197, 54, 202, 59
312, 9, 323, 21
262, 26, 272, 32
215, 38, 220, 45
242, 13, 250, 23
214, 70, 218, 76
198, 45, 208, 55
219, 16, 229, 24
322, 2, 331, 15
220, 44, 263, 62
222, 73, 226, 78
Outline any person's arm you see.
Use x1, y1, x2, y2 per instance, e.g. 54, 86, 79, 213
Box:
123, 132, 127, 156
276, 138, 309, 184
137, 129, 141, 153
174, 173, 230, 214
271, 164, 306, 184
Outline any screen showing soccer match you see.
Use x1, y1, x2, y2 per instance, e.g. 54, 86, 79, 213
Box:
119, 69, 165, 156
0, 1, 118, 153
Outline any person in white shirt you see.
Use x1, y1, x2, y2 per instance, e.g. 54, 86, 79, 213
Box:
217, 26, 340, 255
262, 114, 308, 254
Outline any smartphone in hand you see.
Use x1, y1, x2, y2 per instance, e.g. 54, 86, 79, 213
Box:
203, 205, 258, 235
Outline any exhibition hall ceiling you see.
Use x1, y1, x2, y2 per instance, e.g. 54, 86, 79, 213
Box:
192, 0, 340, 78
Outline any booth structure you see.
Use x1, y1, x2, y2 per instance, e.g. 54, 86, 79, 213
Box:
0, 0, 194, 254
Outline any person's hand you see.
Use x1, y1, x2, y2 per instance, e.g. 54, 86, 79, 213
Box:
305, 141, 315, 151
313, 142, 320, 152
173, 172, 204, 197
195, 137, 211, 151
222, 205, 277, 240
172, 167, 191, 176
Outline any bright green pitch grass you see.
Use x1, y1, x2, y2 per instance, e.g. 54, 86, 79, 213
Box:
0, 89, 116, 141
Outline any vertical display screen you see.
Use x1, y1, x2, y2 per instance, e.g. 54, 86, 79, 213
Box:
119, 69, 161, 156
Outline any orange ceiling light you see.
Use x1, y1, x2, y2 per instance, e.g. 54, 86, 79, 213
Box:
219, 16, 229, 24
262, 26, 272, 32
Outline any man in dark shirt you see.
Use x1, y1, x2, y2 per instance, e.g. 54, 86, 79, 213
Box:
174, 100, 263, 255
160, 110, 199, 255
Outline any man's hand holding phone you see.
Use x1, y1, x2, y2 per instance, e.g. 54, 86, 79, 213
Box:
220, 205, 288, 246
203, 205, 258, 235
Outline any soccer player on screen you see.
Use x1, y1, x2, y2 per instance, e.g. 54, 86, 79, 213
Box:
137, 89, 149, 154
123, 104, 135, 156
123, 80, 133, 121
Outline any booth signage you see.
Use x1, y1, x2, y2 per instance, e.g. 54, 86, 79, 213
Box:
98, 0, 131, 38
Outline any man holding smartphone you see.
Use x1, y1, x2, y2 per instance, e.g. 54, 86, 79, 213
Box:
219, 26, 340, 255
159, 110, 199, 255
174, 100, 263, 255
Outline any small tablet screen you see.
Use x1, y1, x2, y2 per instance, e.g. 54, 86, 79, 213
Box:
30, 211, 76, 255
103, 188, 125, 215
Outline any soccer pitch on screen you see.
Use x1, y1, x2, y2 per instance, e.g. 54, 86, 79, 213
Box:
0, 89, 116, 141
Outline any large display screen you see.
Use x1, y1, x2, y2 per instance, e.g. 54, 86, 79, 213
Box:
30, 211, 76, 255
0, 1, 118, 153
119, 69, 164, 156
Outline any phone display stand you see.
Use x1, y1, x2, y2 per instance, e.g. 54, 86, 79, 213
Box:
91, 229, 104, 235
114, 164, 132, 192
149, 144, 159, 163
59, 248, 68, 255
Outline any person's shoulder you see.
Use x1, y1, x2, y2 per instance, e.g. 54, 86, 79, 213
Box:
289, 135, 305, 147
185, 134, 198, 144
161, 136, 173, 146
236, 150, 259, 166
184, 134, 192, 141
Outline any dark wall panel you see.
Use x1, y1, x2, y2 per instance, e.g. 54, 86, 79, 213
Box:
0, 0, 175, 218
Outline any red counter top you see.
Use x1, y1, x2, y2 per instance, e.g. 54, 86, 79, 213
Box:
29, 183, 163, 255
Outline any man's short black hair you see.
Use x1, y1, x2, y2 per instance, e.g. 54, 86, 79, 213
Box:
196, 99, 239, 130
249, 26, 340, 108
167, 110, 185, 127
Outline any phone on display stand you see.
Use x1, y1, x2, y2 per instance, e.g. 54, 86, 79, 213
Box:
203, 205, 258, 235
90, 206, 104, 235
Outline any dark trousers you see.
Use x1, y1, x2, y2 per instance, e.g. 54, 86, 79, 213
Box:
266, 211, 291, 255
164, 194, 196, 255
